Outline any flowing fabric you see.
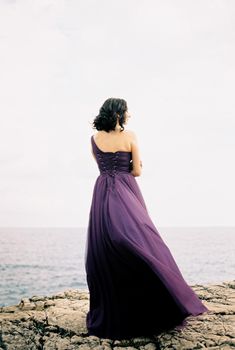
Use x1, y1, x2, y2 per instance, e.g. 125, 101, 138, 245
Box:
85, 134, 209, 340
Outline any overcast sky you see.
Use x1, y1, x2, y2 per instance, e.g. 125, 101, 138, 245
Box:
0, 0, 234, 227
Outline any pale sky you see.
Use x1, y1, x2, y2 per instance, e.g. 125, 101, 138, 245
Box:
0, 0, 234, 227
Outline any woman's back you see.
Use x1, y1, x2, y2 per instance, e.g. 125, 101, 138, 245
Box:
92, 130, 142, 177
93, 130, 132, 153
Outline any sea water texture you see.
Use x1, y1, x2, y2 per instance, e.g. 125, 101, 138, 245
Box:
0, 226, 234, 307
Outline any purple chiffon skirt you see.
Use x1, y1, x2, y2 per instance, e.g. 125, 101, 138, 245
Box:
84, 135, 209, 340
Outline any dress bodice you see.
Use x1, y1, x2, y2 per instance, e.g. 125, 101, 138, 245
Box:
91, 135, 132, 176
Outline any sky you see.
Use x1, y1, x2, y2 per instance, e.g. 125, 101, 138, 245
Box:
0, 0, 234, 227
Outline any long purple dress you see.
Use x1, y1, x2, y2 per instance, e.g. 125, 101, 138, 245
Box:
85, 134, 209, 340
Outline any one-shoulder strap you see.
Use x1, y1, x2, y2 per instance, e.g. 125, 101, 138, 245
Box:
91, 134, 95, 146
91, 134, 101, 152
91, 135, 97, 153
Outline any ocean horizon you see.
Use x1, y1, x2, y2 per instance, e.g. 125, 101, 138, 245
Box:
1, 226, 234, 307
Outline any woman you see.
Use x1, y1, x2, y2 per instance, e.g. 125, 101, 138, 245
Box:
85, 97, 209, 340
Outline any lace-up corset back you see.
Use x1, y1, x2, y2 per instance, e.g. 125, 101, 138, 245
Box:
91, 135, 132, 175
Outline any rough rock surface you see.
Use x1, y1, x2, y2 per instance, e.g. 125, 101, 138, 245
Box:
0, 280, 235, 350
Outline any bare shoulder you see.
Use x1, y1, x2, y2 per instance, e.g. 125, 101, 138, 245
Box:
124, 129, 138, 143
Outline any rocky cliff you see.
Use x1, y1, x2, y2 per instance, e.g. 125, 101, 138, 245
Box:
0, 280, 235, 349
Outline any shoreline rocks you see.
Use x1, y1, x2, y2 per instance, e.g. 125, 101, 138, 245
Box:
0, 280, 235, 349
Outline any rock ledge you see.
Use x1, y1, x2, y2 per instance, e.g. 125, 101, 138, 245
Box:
1, 280, 235, 349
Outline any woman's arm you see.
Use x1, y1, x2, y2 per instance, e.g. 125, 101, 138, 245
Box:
129, 131, 142, 177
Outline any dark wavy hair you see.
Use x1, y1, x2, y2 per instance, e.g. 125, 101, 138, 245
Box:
92, 97, 128, 132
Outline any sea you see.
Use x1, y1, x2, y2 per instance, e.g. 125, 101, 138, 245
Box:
0, 226, 234, 307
